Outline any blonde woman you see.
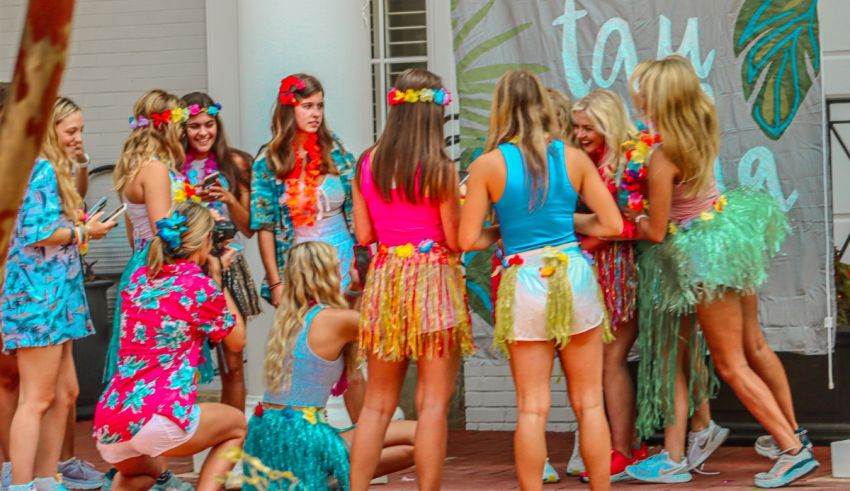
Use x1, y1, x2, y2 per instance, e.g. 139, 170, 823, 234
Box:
242, 241, 415, 490
624, 56, 815, 488
2, 98, 116, 491
94, 202, 245, 491
459, 70, 622, 491
547, 87, 573, 143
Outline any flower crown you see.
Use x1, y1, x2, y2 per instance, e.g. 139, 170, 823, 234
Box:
279, 75, 306, 106
155, 211, 188, 256
387, 87, 452, 107
129, 106, 192, 130
187, 102, 222, 117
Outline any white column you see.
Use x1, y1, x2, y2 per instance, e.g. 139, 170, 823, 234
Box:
232, 0, 373, 397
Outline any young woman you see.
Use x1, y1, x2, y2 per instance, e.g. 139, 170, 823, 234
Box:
181, 91, 260, 411
459, 70, 622, 491
1, 98, 117, 491
93, 202, 245, 491
623, 56, 816, 488
547, 87, 573, 143
349, 68, 473, 491
242, 241, 415, 490
251, 74, 358, 308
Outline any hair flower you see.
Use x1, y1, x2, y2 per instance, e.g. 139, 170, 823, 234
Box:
129, 115, 150, 130
403, 89, 419, 103
189, 104, 201, 116
387, 87, 452, 107
279, 75, 306, 106
155, 212, 188, 251
207, 103, 222, 116
418, 88, 434, 102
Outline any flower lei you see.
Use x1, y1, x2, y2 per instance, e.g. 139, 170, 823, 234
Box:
618, 122, 659, 214
183, 153, 218, 186
129, 106, 191, 130
387, 87, 452, 107
284, 133, 323, 227
279, 75, 306, 106
172, 177, 201, 204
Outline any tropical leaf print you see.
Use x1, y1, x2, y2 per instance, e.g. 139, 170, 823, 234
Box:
734, 0, 820, 140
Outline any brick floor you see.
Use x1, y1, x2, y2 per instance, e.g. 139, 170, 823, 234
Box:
70, 421, 845, 490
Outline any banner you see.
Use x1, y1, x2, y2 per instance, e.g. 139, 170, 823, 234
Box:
453, 0, 832, 355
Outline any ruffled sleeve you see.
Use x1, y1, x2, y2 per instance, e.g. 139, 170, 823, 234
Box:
250, 155, 277, 232
17, 159, 66, 246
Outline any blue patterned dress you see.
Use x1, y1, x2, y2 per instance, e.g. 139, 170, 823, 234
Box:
1, 158, 93, 350
250, 135, 356, 303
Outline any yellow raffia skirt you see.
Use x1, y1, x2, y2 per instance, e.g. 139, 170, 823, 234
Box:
358, 240, 474, 361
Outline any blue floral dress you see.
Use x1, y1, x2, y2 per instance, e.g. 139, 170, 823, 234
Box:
1, 158, 93, 350
250, 135, 356, 303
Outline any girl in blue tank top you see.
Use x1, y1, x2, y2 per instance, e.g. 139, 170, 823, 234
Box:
242, 241, 415, 490
459, 70, 623, 491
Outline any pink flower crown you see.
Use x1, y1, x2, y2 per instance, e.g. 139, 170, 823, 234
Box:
387, 87, 452, 107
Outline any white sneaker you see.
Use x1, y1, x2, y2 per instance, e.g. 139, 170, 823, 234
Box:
754, 447, 819, 488
566, 430, 585, 476
755, 427, 813, 460
686, 420, 729, 470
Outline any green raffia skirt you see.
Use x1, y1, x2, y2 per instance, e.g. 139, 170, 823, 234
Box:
635, 187, 790, 438
242, 404, 349, 491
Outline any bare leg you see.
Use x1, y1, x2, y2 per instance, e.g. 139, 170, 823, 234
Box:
508, 341, 555, 491
349, 356, 408, 491
560, 328, 611, 491
413, 349, 459, 491
34, 343, 77, 477
60, 405, 75, 462
0, 352, 19, 460
690, 399, 711, 433
111, 456, 164, 491
341, 420, 416, 478
662, 319, 691, 463
741, 295, 799, 429
9, 344, 63, 484
602, 317, 638, 456
164, 403, 246, 491
696, 292, 798, 451
220, 292, 246, 412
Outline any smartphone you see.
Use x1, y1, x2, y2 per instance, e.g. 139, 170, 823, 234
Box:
101, 203, 128, 223
201, 171, 221, 189
88, 196, 108, 216
459, 173, 470, 187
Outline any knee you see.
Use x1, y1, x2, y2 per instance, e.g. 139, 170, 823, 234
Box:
517, 393, 550, 421
20, 389, 56, 415
713, 357, 748, 384
415, 398, 449, 420
569, 390, 603, 420
364, 397, 399, 420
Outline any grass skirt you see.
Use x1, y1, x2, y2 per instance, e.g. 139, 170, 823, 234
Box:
635, 187, 790, 438
493, 244, 611, 356
593, 242, 637, 331
242, 405, 348, 490
358, 241, 473, 361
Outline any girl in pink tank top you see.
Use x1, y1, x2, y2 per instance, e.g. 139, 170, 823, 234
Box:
348, 69, 472, 491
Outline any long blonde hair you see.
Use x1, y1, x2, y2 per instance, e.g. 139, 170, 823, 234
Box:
630, 56, 719, 196
486, 70, 555, 206
571, 89, 635, 179
41, 97, 83, 218
264, 241, 348, 392
547, 87, 573, 143
146, 202, 214, 278
114, 89, 186, 195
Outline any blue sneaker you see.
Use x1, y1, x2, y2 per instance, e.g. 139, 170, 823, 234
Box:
625, 450, 692, 483
754, 447, 819, 488
2, 462, 11, 489
58, 458, 103, 490
755, 427, 813, 460
542, 458, 560, 484
32, 476, 67, 491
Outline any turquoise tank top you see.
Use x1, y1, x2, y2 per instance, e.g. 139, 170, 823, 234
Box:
263, 305, 344, 407
493, 140, 578, 255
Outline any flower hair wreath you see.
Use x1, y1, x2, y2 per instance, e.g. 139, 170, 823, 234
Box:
129, 103, 221, 130
387, 87, 452, 107
279, 75, 306, 106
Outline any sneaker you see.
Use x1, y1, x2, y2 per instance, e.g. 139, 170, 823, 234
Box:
33, 476, 68, 491
686, 420, 729, 470
58, 458, 103, 490
100, 469, 116, 491
542, 458, 560, 484
152, 470, 194, 491
625, 450, 693, 484
579, 448, 635, 483
633, 441, 648, 461
753, 447, 819, 488
8, 483, 35, 491
565, 431, 585, 476
2, 462, 11, 489
755, 427, 813, 460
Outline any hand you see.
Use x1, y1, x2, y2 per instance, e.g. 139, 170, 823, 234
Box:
219, 246, 237, 270
270, 282, 283, 307
195, 187, 217, 203
85, 212, 117, 240
623, 207, 641, 222
73, 148, 88, 167
580, 235, 606, 253
348, 262, 362, 292
206, 184, 235, 206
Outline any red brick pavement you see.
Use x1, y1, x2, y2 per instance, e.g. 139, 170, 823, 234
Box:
68, 421, 845, 490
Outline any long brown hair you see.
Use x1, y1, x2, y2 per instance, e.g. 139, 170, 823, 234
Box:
181, 92, 249, 198
485, 70, 555, 206
114, 89, 186, 195
264, 74, 336, 178
41, 97, 83, 218
357, 68, 454, 204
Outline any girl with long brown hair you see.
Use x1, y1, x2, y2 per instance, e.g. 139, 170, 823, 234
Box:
250, 74, 358, 308
459, 70, 623, 491
349, 68, 473, 491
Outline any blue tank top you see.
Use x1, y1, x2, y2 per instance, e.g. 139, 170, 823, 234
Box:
493, 140, 578, 255
263, 305, 344, 407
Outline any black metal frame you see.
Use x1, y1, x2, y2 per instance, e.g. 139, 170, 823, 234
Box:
828, 97, 850, 257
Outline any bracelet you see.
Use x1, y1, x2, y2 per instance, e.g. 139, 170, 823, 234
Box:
77, 154, 90, 169
635, 214, 649, 224
268, 281, 282, 290
345, 288, 364, 298
67, 227, 77, 245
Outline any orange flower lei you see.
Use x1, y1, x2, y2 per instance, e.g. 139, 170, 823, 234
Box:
284, 133, 323, 227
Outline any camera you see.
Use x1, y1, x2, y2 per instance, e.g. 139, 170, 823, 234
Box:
211, 220, 237, 256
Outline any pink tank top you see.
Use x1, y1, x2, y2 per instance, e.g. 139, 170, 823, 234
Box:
670, 179, 719, 222
359, 153, 445, 246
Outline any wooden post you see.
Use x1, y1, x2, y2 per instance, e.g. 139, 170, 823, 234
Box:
0, 0, 76, 292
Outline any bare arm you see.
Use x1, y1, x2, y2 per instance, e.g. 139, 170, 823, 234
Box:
635, 148, 677, 243
222, 152, 253, 237
257, 229, 281, 306
459, 152, 502, 251
439, 179, 461, 252
571, 149, 623, 237
352, 177, 377, 246
139, 159, 173, 232
74, 162, 88, 197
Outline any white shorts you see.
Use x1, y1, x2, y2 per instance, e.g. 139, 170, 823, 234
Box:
96, 407, 200, 464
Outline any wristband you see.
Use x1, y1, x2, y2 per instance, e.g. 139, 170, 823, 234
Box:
77, 154, 90, 169
268, 281, 282, 290
635, 214, 649, 224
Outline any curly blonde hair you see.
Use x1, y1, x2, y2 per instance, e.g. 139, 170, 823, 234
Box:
572, 89, 635, 179
264, 242, 349, 392
114, 89, 185, 195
